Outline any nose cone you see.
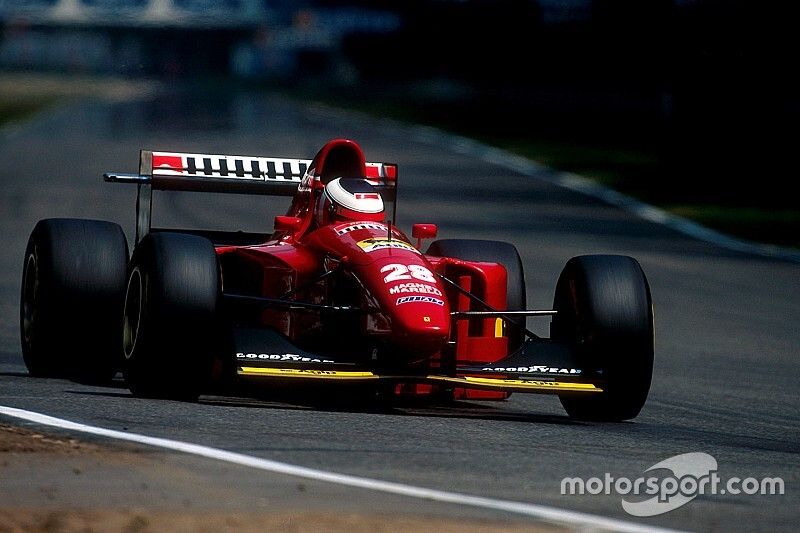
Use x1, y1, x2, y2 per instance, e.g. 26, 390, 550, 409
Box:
309, 222, 452, 355
384, 281, 451, 355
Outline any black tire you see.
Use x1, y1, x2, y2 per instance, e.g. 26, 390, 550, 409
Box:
122, 232, 220, 401
426, 239, 527, 352
551, 255, 654, 421
20, 218, 129, 382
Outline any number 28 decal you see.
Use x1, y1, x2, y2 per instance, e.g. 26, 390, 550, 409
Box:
381, 263, 437, 283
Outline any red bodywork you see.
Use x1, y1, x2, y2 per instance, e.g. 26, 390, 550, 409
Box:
215, 140, 511, 398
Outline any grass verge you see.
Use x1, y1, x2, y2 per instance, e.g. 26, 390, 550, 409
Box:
0, 96, 55, 128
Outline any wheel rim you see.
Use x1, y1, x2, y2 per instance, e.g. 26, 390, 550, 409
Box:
123, 267, 143, 360
21, 253, 38, 345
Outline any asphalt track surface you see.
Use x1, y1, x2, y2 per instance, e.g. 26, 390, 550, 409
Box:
0, 89, 798, 531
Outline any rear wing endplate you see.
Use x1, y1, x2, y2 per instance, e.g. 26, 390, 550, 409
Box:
104, 150, 398, 243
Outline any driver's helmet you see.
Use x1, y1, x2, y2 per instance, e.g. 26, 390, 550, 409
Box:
316, 177, 384, 226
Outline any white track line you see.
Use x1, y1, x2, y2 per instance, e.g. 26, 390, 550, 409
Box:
1, 405, 683, 533
307, 103, 800, 264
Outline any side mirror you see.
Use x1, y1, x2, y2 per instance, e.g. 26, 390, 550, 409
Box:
274, 216, 302, 233
412, 223, 438, 249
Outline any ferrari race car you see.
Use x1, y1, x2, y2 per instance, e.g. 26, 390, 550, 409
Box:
20, 139, 654, 421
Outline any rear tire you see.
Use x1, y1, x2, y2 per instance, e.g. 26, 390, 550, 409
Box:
20, 219, 129, 382
426, 239, 527, 352
122, 232, 220, 401
552, 255, 654, 421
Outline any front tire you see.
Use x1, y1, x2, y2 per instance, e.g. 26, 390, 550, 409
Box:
20, 219, 128, 382
122, 232, 220, 401
552, 255, 654, 421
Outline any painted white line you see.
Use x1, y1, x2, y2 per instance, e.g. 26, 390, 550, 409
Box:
1, 405, 684, 533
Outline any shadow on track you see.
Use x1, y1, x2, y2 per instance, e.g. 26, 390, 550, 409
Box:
211, 397, 580, 425
0, 373, 131, 389
62, 384, 586, 427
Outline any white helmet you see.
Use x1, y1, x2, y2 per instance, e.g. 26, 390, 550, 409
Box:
316, 177, 384, 226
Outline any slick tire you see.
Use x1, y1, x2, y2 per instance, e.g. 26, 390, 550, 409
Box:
122, 232, 220, 401
20, 218, 129, 382
551, 255, 654, 421
427, 239, 527, 352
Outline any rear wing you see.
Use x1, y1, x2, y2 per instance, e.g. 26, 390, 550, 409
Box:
104, 150, 398, 243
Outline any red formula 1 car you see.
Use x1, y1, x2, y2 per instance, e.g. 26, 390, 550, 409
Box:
20, 139, 654, 420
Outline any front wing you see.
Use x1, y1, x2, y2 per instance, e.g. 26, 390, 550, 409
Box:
234, 330, 603, 396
